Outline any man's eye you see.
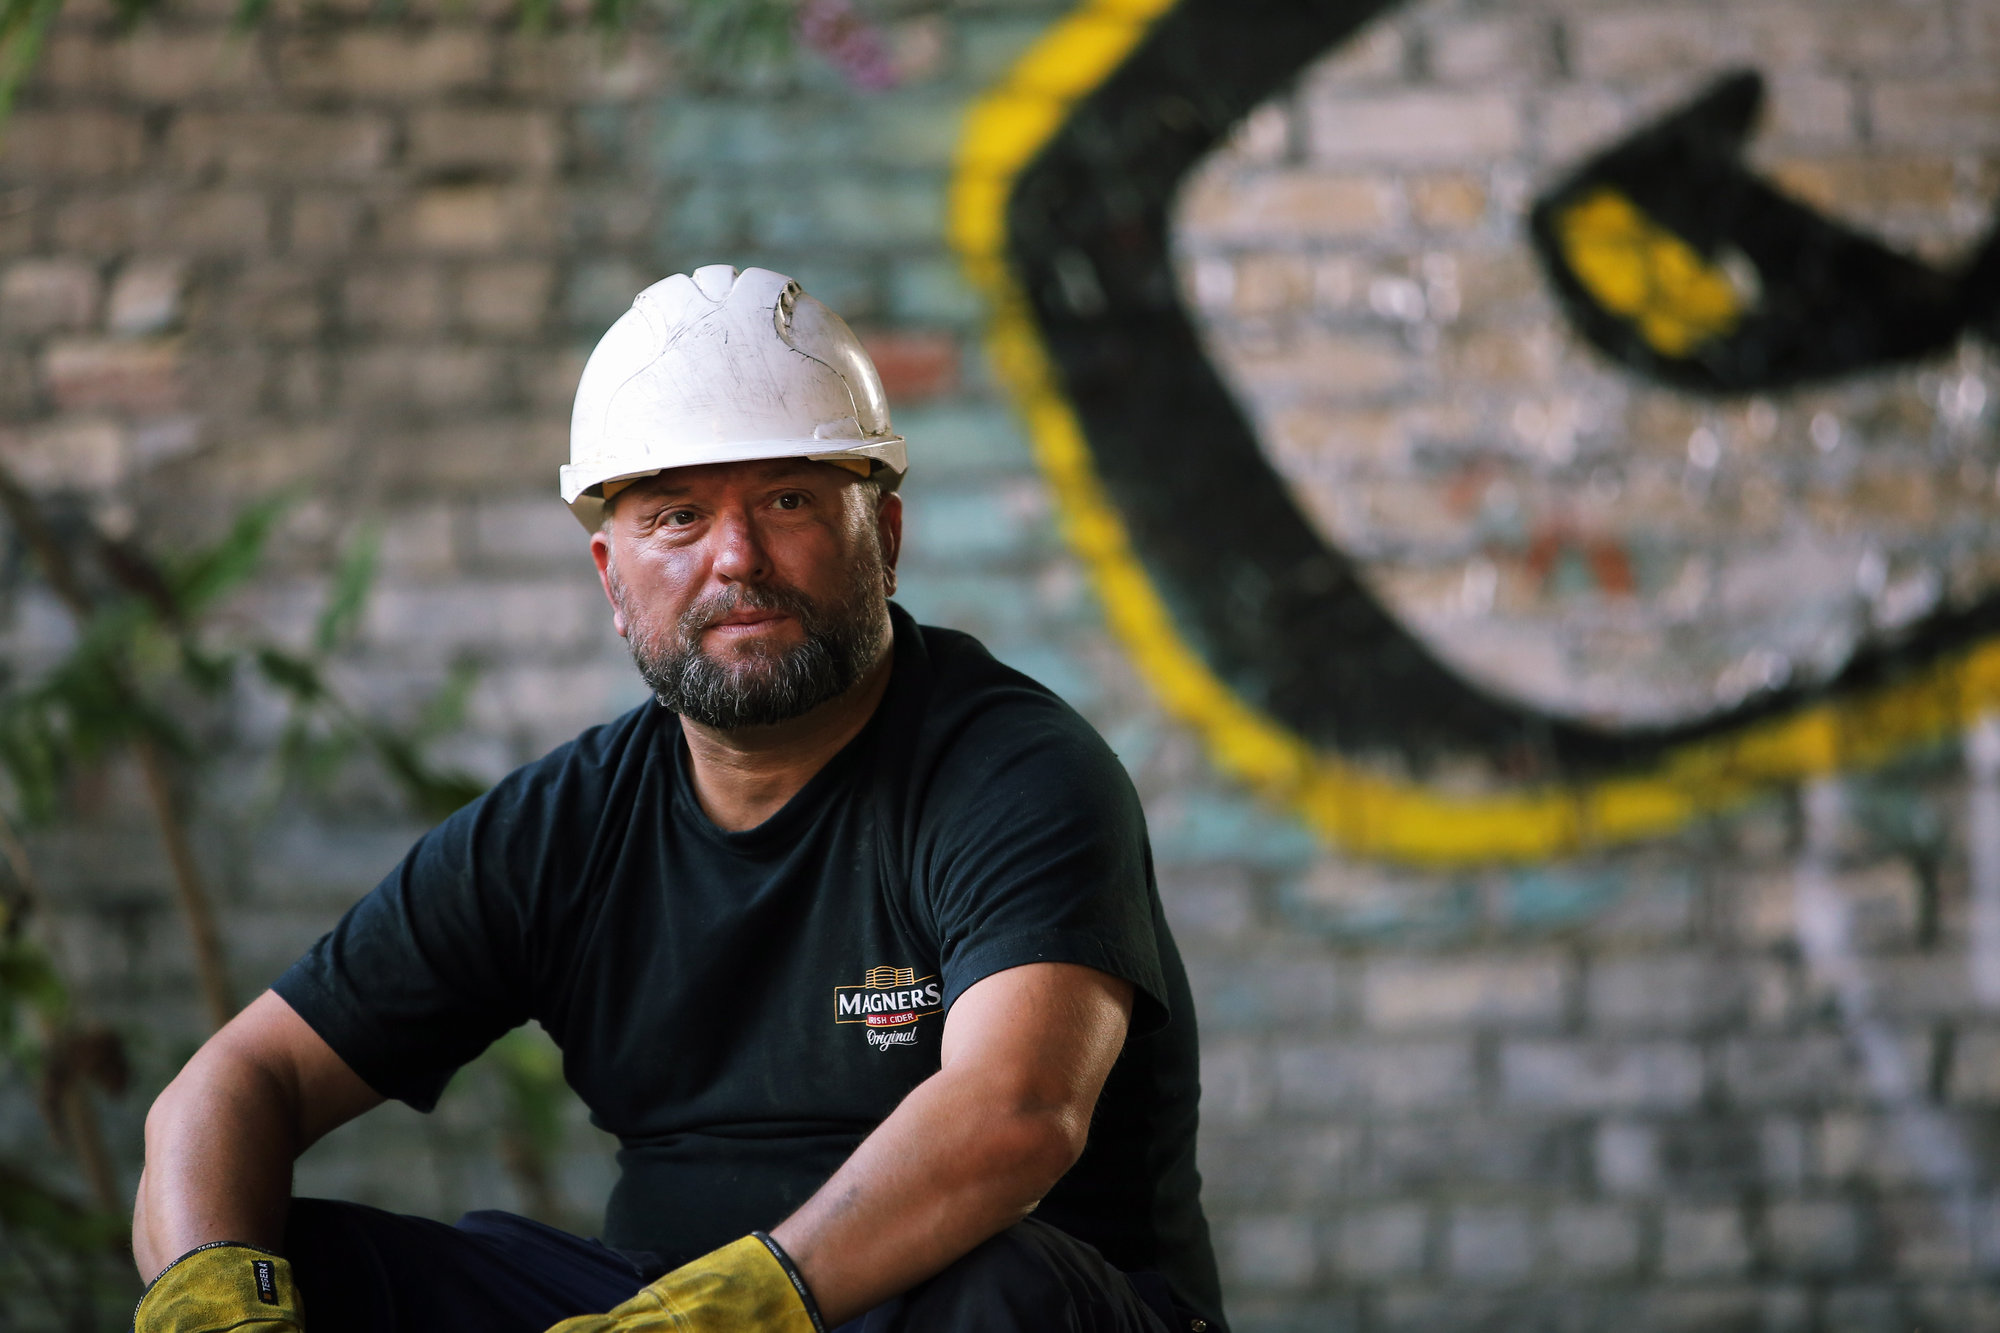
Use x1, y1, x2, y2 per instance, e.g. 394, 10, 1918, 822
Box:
665, 509, 698, 526
774, 493, 805, 511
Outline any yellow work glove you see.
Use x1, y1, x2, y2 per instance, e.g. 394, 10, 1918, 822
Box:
133, 1242, 303, 1333
545, 1232, 824, 1333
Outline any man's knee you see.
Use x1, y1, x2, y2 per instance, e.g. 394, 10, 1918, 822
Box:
933, 1219, 1077, 1297
283, 1199, 402, 1331
279, 1199, 646, 1333
875, 1220, 1155, 1332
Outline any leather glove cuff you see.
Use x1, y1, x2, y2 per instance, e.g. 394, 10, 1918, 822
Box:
596, 1233, 819, 1333
134, 1242, 304, 1333
751, 1231, 827, 1333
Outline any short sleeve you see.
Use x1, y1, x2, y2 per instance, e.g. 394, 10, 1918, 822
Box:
916, 698, 1168, 1034
271, 719, 626, 1110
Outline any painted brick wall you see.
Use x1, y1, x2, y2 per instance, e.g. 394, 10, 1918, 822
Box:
2, 0, 1999, 1330
1178, 0, 2000, 730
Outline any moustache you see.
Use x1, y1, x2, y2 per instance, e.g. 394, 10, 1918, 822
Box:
678, 583, 820, 637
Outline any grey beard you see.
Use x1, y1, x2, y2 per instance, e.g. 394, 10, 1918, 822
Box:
613, 556, 888, 730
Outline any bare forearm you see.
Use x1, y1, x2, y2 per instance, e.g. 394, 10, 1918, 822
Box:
766, 963, 1132, 1324
132, 993, 382, 1281
768, 1067, 1083, 1324
132, 1048, 305, 1279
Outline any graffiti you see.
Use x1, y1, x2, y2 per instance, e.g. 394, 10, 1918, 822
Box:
949, 0, 2000, 862
1532, 70, 2000, 394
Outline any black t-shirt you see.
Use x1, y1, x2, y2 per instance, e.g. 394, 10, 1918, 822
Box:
275, 605, 1222, 1323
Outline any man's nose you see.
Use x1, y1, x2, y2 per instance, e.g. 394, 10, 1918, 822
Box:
709, 507, 770, 583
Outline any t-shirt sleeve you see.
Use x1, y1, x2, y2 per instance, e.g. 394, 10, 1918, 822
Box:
917, 697, 1169, 1034
272, 758, 574, 1111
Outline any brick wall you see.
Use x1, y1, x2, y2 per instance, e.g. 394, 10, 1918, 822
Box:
1172, 1, 2000, 1328
1180, 1, 2000, 728
2, 0, 1999, 1329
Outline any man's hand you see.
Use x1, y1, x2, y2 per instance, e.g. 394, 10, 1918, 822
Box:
767, 961, 1134, 1325
543, 1234, 820, 1333
133, 991, 383, 1281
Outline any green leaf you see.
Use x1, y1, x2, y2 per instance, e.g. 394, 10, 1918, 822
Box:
0, 938, 67, 1023
0, 704, 65, 822
682, 0, 796, 65
0, 1163, 125, 1254
0, 0, 62, 144
254, 647, 323, 704
280, 721, 358, 793
517, 0, 553, 34
363, 727, 487, 823
178, 640, 240, 696
486, 1026, 568, 1156
168, 496, 288, 617
0, 933, 69, 1073
415, 659, 479, 740
25, 612, 189, 762
231, 0, 272, 33
315, 522, 379, 654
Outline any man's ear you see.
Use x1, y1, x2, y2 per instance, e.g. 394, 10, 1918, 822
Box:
876, 492, 903, 595
590, 531, 629, 638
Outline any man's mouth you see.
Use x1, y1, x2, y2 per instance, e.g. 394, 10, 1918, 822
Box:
700, 606, 796, 639
681, 586, 816, 643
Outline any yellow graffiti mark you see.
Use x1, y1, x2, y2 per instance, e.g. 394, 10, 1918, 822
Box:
1555, 187, 1746, 357
949, 2, 1993, 864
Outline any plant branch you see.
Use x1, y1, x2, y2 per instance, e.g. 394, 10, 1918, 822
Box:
0, 465, 91, 622
0, 460, 237, 1032
0, 807, 122, 1213
0, 797, 49, 913
55, 1081, 118, 1215
134, 737, 234, 1029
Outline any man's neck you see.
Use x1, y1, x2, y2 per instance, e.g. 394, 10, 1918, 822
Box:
678, 639, 896, 833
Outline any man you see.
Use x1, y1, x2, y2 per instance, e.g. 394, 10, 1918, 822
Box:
131, 266, 1223, 1333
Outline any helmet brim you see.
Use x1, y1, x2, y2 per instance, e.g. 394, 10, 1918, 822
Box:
561, 437, 908, 530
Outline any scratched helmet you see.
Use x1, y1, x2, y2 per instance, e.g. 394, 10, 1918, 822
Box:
561, 264, 907, 530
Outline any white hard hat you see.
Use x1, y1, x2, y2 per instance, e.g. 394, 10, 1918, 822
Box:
561, 264, 908, 530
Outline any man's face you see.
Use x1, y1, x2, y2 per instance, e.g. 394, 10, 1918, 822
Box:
589, 459, 902, 730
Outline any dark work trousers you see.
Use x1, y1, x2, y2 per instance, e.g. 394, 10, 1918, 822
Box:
282, 1198, 1211, 1333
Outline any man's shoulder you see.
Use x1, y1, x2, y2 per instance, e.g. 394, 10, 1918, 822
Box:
901, 616, 1131, 796
478, 696, 667, 817
908, 618, 1091, 736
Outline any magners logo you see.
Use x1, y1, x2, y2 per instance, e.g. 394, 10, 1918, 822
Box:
835, 965, 942, 1040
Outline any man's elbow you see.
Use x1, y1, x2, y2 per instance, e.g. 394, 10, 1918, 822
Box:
141, 1029, 304, 1168
974, 1097, 1095, 1199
